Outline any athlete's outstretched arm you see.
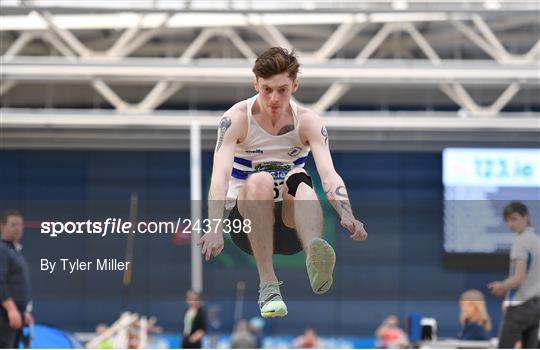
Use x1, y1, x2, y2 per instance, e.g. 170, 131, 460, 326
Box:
199, 112, 241, 260
305, 115, 368, 241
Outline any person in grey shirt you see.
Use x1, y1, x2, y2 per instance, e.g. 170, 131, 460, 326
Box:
0, 210, 33, 348
488, 201, 540, 349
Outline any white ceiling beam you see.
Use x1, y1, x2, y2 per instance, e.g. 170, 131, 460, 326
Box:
136, 81, 183, 112
258, 23, 294, 50
0, 13, 348, 31
440, 83, 481, 115
310, 82, 350, 113
3, 32, 36, 59
116, 13, 171, 58
486, 82, 520, 115
3, 59, 538, 83
471, 14, 511, 61
313, 18, 367, 62
451, 19, 505, 61
2, 0, 538, 12
90, 79, 129, 111
523, 39, 540, 62
222, 28, 257, 59
0, 80, 17, 96
439, 83, 468, 109
41, 32, 76, 59
106, 15, 144, 57
2, 109, 538, 130
440, 82, 522, 117
1, 10, 536, 32
402, 22, 441, 65
356, 23, 396, 64
178, 28, 218, 62
34, 11, 93, 57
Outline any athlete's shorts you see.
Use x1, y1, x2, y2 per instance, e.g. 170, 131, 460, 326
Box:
228, 201, 303, 255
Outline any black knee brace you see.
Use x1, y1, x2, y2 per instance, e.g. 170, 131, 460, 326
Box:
285, 172, 313, 197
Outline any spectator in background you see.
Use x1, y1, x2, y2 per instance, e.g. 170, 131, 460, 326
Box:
488, 201, 540, 349
230, 319, 257, 349
375, 315, 408, 348
248, 317, 265, 349
293, 328, 321, 349
458, 289, 492, 340
181, 290, 207, 349
0, 210, 34, 349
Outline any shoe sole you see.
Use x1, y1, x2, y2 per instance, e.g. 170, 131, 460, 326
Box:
261, 308, 288, 318
260, 300, 288, 318
307, 238, 336, 294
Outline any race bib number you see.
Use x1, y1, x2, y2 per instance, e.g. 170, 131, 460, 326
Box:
273, 180, 284, 199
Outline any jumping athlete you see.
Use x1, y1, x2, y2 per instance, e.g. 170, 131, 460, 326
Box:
199, 47, 368, 318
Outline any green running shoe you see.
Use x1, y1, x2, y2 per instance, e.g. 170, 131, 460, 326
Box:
306, 238, 336, 294
258, 281, 288, 318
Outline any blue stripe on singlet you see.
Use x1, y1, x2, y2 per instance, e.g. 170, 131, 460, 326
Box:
232, 168, 250, 180
234, 156, 252, 168
293, 155, 308, 165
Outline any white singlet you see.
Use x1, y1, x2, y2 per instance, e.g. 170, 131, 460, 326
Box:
225, 94, 311, 210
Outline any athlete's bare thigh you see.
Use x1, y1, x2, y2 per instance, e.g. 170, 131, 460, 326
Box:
237, 172, 275, 217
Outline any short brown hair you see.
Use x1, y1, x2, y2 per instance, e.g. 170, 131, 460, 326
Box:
1, 209, 23, 225
252, 47, 300, 80
503, 201, 528, 221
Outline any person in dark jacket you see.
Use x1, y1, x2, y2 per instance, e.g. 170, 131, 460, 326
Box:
181, 289, 206, 349
458, 289, 491, 340
0, 209, 34, 348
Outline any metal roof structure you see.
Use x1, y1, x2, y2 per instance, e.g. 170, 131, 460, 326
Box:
1, 0, 539, 150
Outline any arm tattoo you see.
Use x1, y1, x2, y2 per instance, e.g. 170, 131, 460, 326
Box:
335, 185, 348, 198
329, 185, 353, 217
339, 201, 353, 216
321, 126, 328, 145
216, 116, 232, 152
335, 186, 352, 215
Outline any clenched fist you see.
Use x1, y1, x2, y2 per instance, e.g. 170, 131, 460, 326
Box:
341, 218, 368, 241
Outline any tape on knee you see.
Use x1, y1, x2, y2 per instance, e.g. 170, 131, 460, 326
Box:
285, 172, 313, 197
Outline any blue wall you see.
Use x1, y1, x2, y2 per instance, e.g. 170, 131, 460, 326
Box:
0, 150, 507, 338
